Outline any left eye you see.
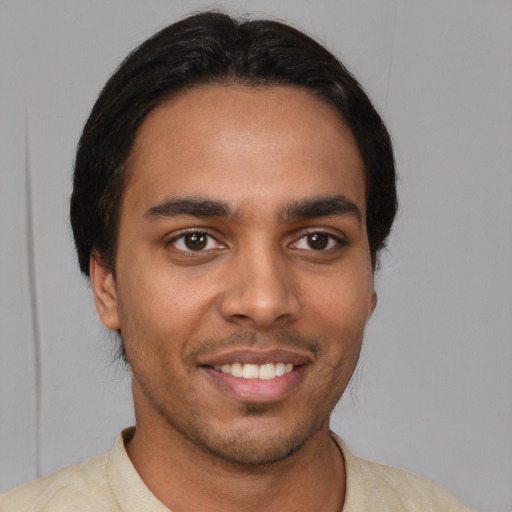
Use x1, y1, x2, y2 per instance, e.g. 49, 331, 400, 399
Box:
169, 232, 222, 252
293, 232, 342, 251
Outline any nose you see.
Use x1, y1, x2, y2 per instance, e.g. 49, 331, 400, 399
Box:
219, 251, 301, 330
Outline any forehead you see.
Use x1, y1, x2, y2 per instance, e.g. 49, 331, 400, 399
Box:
124, 85, 366, 216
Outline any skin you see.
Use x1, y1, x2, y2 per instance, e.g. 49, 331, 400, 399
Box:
91, 85, 376, 512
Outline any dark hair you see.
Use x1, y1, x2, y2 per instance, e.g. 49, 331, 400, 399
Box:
70, 11, 397, 276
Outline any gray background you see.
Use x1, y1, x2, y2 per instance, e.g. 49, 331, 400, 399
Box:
1, 1, 511, 510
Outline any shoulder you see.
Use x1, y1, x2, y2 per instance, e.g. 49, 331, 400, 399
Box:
333, 435, 473, 512
0, 453, 116, 512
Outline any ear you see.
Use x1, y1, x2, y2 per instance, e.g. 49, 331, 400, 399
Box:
90, 254, 120, 331
366, 291, 378, 323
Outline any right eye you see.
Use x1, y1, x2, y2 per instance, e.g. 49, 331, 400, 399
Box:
168, 231, 224, 252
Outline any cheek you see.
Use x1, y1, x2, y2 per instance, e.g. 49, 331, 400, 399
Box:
302, 268, 373, 374
305, 267, 374, 329
115, 264, 216, 361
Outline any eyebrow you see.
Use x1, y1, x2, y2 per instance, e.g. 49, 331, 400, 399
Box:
280, 195, 362, 223
144, 195, 362, 223
145, 198, 232, 220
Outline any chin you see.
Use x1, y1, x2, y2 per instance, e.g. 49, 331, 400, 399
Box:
171, 410, 327, 466
206, 434, 307, 465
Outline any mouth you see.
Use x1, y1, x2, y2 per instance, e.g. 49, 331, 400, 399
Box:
198, 349, 311, 403
212, 362, 295, 380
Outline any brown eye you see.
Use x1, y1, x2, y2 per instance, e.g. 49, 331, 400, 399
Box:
184, 233, 207, 250
169, 231, 223, 252
293, 232, 343, 252
307, 233, 329, 250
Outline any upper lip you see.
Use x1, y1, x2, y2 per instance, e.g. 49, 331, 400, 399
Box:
197, 348, 313, 367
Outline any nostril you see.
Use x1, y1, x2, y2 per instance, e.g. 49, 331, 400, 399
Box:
218, 283, 301, 329
232, 314, 250, 321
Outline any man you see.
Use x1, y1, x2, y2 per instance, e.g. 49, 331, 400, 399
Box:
0, 11, 470, 511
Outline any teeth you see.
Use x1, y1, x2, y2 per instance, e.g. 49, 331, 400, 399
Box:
275, 362, 285, 377
242, 364, 259, 379
213, 362, 295, 379
258, 363, 275, 380
231, 362, 243, 378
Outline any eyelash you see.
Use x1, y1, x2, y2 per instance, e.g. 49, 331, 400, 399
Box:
167, 229, 346, 254
167, 229, 224, 253
292, 231, 346, 252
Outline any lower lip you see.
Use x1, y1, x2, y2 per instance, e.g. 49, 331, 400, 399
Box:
202, 366, 307, 403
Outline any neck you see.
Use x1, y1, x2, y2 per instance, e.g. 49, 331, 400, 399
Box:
126, 415, 345, 512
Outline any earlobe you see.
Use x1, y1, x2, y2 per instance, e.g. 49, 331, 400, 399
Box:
366, 291, 378, 323
90, 254, 121, 331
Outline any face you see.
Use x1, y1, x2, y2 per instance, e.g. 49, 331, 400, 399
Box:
92, 85, 376, 465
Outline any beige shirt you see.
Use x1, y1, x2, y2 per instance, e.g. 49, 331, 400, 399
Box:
0, 428, 471, 512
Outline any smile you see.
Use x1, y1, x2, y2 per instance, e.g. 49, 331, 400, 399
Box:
198, 348, 311, 402
213, 362, 294, 380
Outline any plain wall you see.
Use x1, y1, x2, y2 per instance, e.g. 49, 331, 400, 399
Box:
1, 1, 511, 510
